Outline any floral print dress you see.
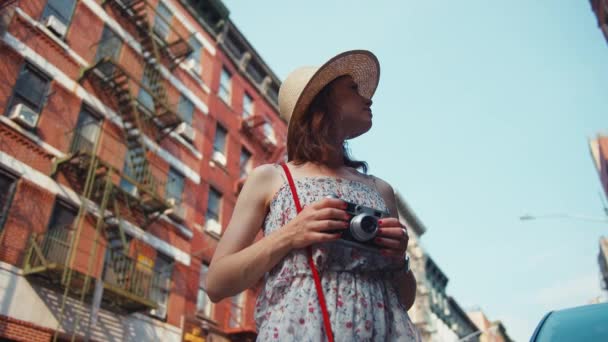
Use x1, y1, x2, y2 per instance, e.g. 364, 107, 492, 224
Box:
255, 176, 421, 342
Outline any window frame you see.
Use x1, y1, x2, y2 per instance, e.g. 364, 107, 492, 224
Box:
218, 67, 232, 105
6, 63, 51, 116
196, 263, 213, 318
228, 291, 245, 328
153, 1, 173, 41
40, 0, 78, 34
165, 167, 185, 204
213, 124, 227, 154
177, 95, 194, 125
150, 252, 174, 320
242, 92, 253, 118
0, 169, 18, 235
239, 148, 252, 178
205, 187, 222, 223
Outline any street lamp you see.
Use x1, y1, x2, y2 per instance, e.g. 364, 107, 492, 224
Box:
456, 324, 498, 342
519, 213, 608, 223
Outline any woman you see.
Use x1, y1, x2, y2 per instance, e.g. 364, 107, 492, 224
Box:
206, 50, 420, 341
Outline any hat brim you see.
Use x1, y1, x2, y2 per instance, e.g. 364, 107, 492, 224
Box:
288, 50, 380, 139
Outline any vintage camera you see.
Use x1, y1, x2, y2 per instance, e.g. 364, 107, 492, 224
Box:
327, 194, 389, 252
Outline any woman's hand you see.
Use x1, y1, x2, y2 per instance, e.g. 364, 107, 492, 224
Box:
374, 217, 409, 259
282, 197, 350, 250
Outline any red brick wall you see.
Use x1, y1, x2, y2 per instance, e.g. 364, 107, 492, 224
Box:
0, 179, 54, 266
0, 315, 53, 342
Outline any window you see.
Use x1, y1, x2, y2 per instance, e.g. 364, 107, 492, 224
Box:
95, 25, 122, 76
206, 187, 222, 223
228, 292, 245, 328
218, 67, 231, 104
165, 167, 184, 204
47, 200, 77, 232
119, 148, 141, 196
177, 95, 194, 125
263, 121, 276, 144
150, 252, 173, 320
71, 107, 101, 154
7, 64, 50, 116
153, 2, 172, 40
196, 263, 213, 317
242, 93, 253, 118
0, 171, 17, 234
187, 37, 203, 69
213, 124, 227, 153
138, 72, 155, 114
239, 148, 252, 178
44, 199, 77, 264
41, 0, 76, 28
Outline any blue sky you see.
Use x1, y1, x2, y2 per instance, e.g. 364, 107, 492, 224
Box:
223, 1, 608, 340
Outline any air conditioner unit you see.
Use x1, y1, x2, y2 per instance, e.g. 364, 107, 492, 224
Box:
9, 103, 39, 129
205, 218, 222, 235
211, 151, 227, 167
175, 122, 196, 143
44, 15, 67, 38
166, 198, 186, 222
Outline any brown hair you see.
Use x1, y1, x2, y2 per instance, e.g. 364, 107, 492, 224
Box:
287, 78, 368, 173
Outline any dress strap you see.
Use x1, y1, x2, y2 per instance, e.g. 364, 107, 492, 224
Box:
279, 163, 334, 342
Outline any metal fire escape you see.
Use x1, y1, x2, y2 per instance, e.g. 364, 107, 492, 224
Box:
21, 0, 192, 341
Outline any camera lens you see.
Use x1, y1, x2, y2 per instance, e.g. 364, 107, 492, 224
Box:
349, 214, 378, 242
360, 216, 378, 233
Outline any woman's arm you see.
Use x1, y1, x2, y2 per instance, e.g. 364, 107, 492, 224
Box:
373, 177, 417, 310
206, 164, 350, 302
205, 165, 290, 302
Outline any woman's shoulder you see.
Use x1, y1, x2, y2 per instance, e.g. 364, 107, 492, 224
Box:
244, 163, 286, 206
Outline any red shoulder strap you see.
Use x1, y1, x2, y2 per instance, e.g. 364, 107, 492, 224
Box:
279, 163, 334, 342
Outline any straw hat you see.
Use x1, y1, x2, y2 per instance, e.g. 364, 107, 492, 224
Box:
278, 50, 380, 138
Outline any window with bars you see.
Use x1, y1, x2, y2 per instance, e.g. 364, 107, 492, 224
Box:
0, 171, 17, 234
213, 124, 227, 154
165, 167, 184, 204
240, 148, 252, 178
205, 187, 222, 223
196, 263, 213, 317
219, 67, 231, 105
41, 0, 77, 27
177, 95, 194, 125
7, 64, 50, 116
242, 93, 253, 118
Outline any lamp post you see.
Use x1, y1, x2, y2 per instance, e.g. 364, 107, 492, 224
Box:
519, 213, 608, 223
456, 324, 498, 342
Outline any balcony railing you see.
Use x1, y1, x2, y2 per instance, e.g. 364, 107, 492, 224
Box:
102, 249, 160, 311
24, 225, 161, 312
24, 224, 73, 274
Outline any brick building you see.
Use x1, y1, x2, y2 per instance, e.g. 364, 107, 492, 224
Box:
0, 0, 285, 341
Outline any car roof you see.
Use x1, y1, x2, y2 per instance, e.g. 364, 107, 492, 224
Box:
530, 302, 608, 342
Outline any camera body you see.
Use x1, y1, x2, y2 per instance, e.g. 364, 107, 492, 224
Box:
327, 194, 389, 252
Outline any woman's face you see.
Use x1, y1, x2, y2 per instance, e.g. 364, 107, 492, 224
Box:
328, 75, 373, 140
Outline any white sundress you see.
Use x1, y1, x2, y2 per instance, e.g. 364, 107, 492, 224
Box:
255, 176, 421, 341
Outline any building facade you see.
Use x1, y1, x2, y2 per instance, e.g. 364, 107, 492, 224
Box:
588, 136, 608, 300
0, 0, 285, 341
467, 310, 514, 342
396, 193, 511, 342
396, 192, 483, 342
